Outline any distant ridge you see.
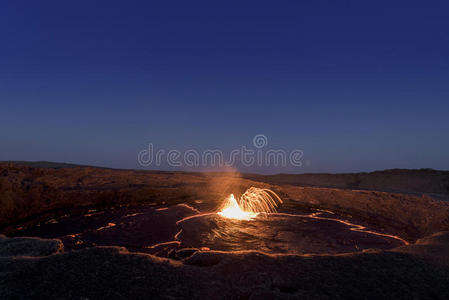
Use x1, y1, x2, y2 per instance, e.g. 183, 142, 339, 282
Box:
244, 168, 449, 199
0, 161, 100, 169
2, 161, 449, 199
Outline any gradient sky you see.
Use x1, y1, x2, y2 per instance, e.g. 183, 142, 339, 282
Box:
1, 1, 448, 173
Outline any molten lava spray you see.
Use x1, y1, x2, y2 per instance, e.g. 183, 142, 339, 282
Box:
217, 187, 282, 220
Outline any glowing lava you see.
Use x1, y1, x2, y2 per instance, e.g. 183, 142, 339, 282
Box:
217, 194, 258, 220
217, 187, 282, 220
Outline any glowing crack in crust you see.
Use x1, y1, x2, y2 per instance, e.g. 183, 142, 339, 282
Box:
217, 187, 283, 220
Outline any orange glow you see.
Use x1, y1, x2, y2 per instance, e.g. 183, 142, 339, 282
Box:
217, 194, 258, 220
217, 187, 282, 220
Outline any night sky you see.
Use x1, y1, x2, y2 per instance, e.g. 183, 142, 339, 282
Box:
1, 1, 448, 173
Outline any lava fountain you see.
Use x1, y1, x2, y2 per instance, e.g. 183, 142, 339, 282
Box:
217, 187, 282, 220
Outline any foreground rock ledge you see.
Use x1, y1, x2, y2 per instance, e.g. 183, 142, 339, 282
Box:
1, 233, 449, 299
0, 234, 63, 257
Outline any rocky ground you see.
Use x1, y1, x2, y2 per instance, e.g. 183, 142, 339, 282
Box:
1, 162, 449, 299
1, 232, 449, 299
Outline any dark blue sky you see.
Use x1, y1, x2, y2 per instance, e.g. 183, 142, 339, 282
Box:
1, 1, 448, 173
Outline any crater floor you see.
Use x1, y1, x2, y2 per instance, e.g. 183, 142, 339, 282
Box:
11, 203, 406, 256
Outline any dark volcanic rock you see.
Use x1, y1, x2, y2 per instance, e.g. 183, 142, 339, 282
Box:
0, 234, 63, 257
0, 246, 206, 299
394, 231, 449, 266
1, 234, 449, 299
